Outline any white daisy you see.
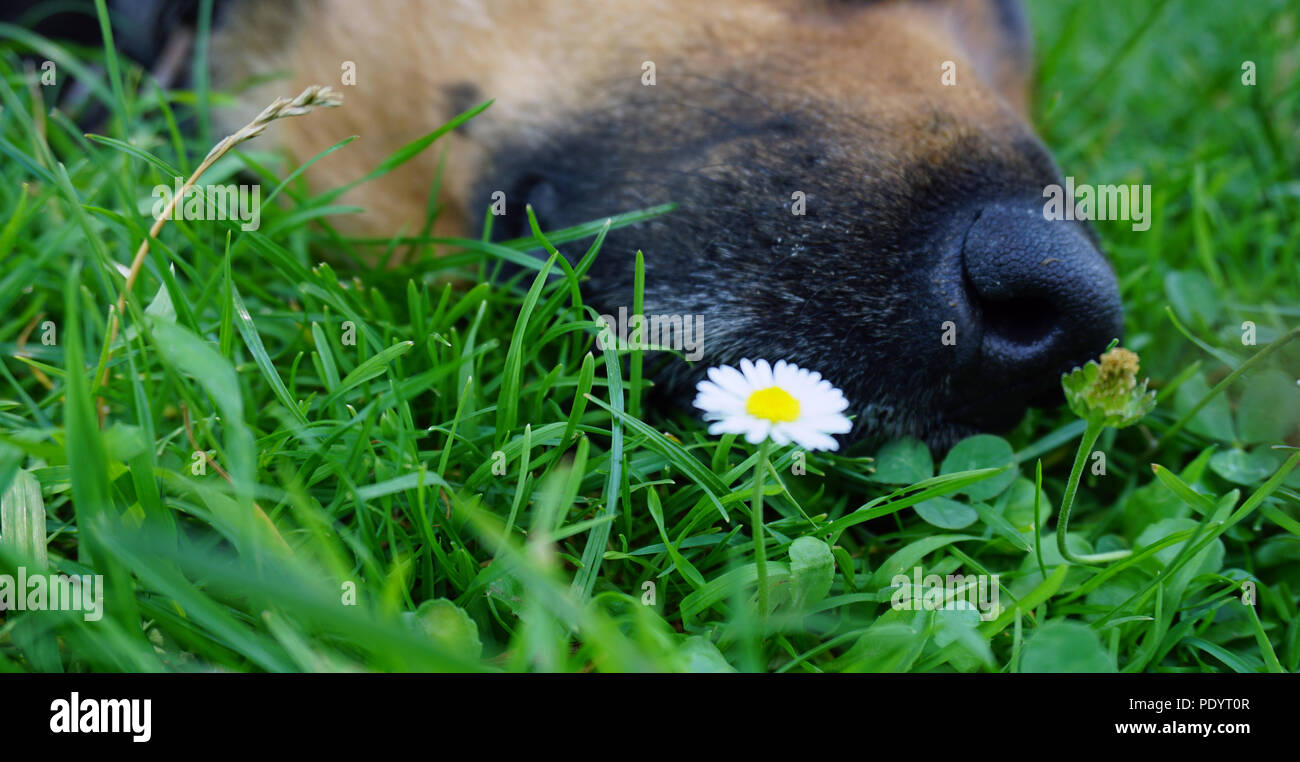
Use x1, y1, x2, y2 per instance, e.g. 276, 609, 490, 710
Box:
693, 358, 852, 451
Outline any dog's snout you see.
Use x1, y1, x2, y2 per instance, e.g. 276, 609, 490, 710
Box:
959, 202, 1123, 402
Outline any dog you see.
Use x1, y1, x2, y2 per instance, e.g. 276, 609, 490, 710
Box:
214, 0, 1120, 446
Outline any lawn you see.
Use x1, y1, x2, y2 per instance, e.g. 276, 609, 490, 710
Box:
0, 0, 1297, 672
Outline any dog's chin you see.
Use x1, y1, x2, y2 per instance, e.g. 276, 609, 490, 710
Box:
928, 388, 1061, 449
844, 391, 1036, 452
851, 414, 1005, 454
945, 398, 1031, 433
931, 412, 1018, 448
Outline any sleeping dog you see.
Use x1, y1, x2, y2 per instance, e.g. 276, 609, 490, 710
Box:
209, 0, 1120, 445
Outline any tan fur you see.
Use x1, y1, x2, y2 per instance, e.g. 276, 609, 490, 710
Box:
214, 0, 1031, 242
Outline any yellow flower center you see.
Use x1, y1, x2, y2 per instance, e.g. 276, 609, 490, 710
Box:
746, 386, 801, 423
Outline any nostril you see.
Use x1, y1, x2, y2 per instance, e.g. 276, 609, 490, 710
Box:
981, 296, 1059, 348
959, 200, 1123, 380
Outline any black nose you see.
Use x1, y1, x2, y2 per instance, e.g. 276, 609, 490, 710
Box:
959, 201, 1123, 406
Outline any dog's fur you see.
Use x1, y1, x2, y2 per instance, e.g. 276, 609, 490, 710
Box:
213, 0, 1119, 446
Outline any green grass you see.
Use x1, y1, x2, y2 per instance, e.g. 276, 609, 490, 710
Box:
0, 0, 1297, 673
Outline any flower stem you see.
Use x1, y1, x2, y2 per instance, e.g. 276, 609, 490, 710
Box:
1056, 417, 1105, 565
751, 439, 771, 624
